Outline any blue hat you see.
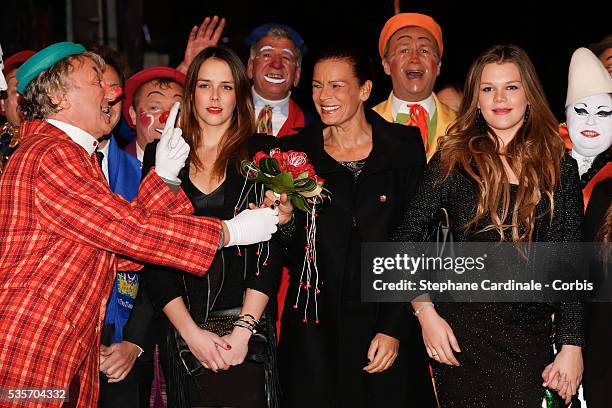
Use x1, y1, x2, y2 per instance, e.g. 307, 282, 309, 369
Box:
245, 24, 308, 56
16, 41, 86, 94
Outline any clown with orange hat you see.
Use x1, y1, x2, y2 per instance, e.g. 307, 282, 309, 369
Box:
373, 13, 457, 161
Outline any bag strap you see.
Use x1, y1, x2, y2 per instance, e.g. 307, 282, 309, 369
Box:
440, 207, 450, 228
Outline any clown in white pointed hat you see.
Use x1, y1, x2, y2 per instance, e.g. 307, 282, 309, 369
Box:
562, 47, 612, 206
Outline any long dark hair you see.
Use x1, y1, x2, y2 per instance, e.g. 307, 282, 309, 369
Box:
440, 44, 564, 242
180, 46, 254, 180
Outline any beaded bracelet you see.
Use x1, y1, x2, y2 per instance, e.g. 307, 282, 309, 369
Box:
233, 320, 255, 333
239, 313, 259, 324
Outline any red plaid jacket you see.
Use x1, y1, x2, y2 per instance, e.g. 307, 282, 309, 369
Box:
0, 121, 222, 407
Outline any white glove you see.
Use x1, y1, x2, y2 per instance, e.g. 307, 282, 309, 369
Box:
155, 102, 190, 183
223, 207, 279, 246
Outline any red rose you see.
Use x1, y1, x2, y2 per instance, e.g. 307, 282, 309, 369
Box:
253, 151, 269, 165
282, 151, 291, 168
286, 151, 308, 168
304, 163, 318, 181
288, 165, 303, 178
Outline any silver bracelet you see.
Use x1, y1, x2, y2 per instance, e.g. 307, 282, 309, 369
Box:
233, 320, 255, 333
413, 302, 435, 316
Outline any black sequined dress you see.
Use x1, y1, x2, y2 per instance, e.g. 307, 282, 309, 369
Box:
392, 152, 585, 408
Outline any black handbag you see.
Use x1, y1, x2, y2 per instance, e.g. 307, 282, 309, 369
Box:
173, 306, 268, 377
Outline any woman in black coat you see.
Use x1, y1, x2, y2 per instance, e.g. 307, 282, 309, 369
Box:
277, 44, 436, 408
141, 47, 288, 408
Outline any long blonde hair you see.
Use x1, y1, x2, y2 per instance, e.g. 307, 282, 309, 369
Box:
439, 45, 564, 242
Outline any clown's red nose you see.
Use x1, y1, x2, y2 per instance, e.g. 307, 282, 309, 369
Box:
103, 84, 123, 101
270, 59, 283, 69
110, 86, 123, 100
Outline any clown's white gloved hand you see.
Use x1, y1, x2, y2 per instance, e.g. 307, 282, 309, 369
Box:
223, 207, 279, 247
155, 102, 189, 183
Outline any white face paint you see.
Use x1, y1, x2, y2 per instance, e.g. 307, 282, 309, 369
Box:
0, 44, 8, 91
566, 93, 612, 157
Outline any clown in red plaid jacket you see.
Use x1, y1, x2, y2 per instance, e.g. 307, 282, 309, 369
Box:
0, 120, 223, 407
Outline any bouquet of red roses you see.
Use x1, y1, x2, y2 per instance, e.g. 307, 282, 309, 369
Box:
241, 148, 330, 324
240, 148, 330, 212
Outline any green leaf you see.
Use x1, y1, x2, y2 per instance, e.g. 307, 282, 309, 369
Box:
294, 178, 316, 191
269, 172, 295, 193
254, 173, 272, 183
289, 194, 312, 212
301, 184, 323, 198
259, 158, 281, 175
295, 171, 310, 180
240, 160, 255, 177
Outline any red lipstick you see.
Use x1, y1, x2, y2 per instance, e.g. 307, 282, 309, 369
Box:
492, 108, 512, 115
207, 107, 223, 114
580, 130, 600, 138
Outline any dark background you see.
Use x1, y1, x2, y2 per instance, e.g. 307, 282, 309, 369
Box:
1, 0, 610, 120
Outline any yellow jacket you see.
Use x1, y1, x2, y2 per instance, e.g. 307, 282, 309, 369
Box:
373, 92, 457, 161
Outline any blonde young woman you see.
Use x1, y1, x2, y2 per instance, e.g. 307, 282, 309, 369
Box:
392, 45, 584, 407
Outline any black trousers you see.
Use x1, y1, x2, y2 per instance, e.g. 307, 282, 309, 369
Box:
98, 358, 154, 408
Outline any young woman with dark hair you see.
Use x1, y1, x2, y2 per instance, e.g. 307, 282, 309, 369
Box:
142, 46, 291, 408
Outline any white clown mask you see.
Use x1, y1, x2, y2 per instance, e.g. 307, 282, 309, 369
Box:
0, 44, 7, 91
566, 93, 612, 157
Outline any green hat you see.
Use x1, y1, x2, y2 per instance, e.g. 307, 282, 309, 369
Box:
16, 41, 86, 94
